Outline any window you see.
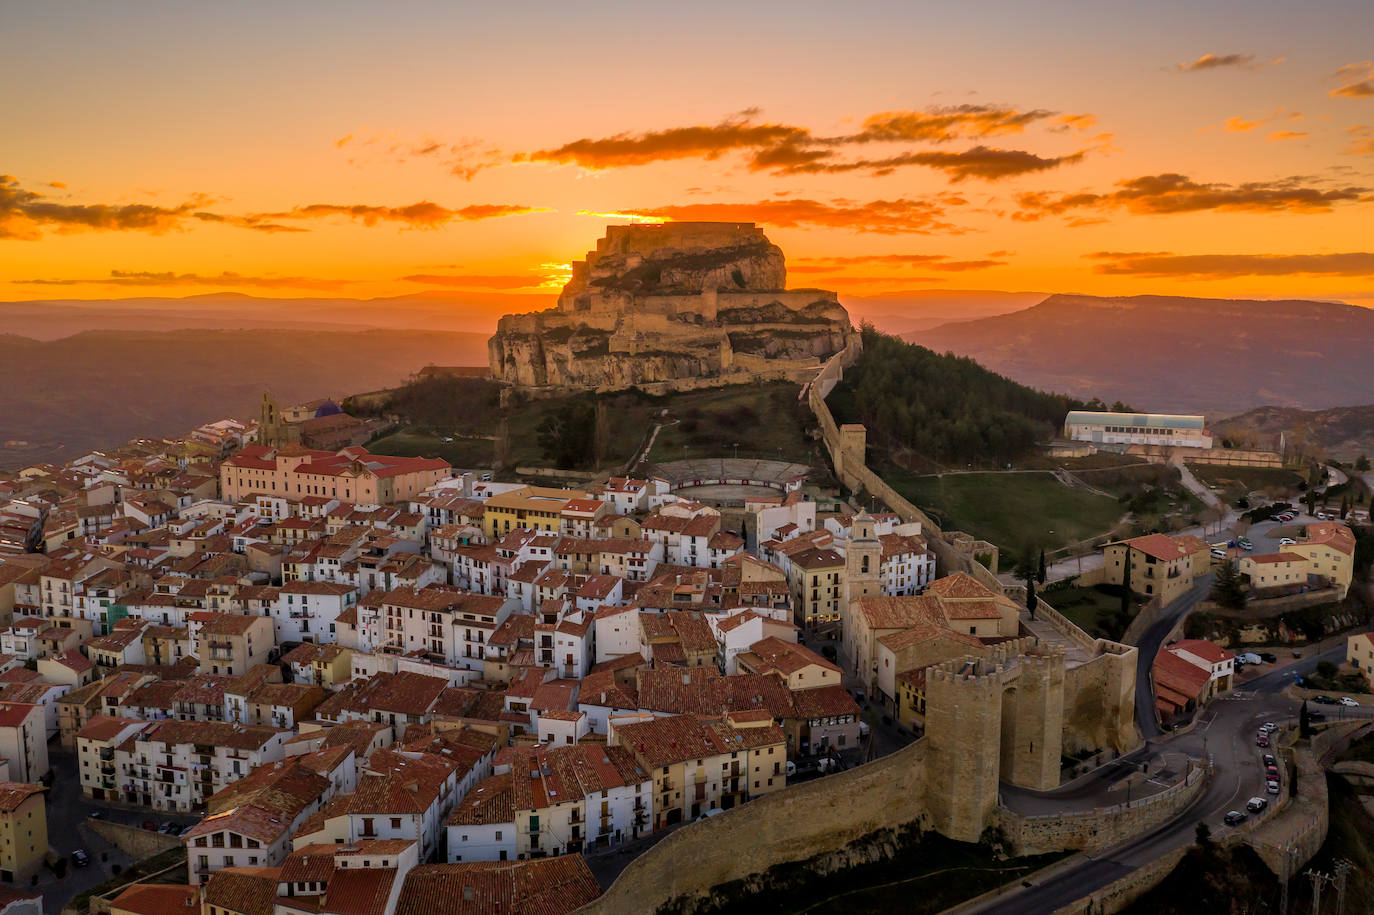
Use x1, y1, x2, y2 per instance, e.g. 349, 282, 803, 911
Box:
390, 817, 401, 829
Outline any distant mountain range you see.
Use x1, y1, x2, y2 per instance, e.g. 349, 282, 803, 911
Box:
910, 293, 1374, 414
0, 329, 489, 467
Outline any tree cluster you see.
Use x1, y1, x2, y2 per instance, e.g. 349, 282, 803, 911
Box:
831, 328, 1082, 467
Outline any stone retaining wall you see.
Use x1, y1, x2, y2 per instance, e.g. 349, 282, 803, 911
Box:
999, 764, 1207, 856
86, 819, 181, 861
1051, 845, 1190, 915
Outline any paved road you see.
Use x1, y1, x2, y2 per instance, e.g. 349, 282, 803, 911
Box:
972, 637, 1369, 914
1133, 574, 1214, 739
40, 749, 197, 915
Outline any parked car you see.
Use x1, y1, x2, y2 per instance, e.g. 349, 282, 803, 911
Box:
1267, 779, 1281, 794
1339, 697, 1360, 707
142, 819, 155, 830
1279, 537, 1297, 546
1211, 548, 1228, 559
1266, 765, 1281, 779
1223, 810, 1247, 826
1313, 695, 1337, 705
696, 807, 723, 821
1262, 754, 1277, 767
157, 822, 175, 834
1239, 652, 1263, 665
1309, 710, 1326, 721
1256, 733, 1270, 748
1262, 722, 1278, 734
72, 849, 90, 868
784, 760, 797, 778
1246, 797, 1268, 813
858, 721, 870, 738
1259, 652, 1277, 663
1239, 539, 1254, 551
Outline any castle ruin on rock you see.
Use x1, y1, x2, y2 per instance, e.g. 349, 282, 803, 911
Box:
487, 222, 859, 391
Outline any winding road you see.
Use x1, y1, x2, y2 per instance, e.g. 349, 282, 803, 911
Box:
970, 637, 1368, 914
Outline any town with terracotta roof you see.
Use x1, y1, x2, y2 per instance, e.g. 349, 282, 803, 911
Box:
3, 386, 1373, 915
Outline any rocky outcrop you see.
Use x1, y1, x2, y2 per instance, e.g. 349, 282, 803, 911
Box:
488, 222, 856, 390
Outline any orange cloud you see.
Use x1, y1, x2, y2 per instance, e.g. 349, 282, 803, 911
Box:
1331, 61, 1374, 98
1013, 173, 1369, 220
0, 174, 300, 240
1347, 125, 1374, 156
1225, 116, 1263, 133
621, 197, 967, 234
777, 145, 1085, 181
518, 106, 1088, 181
795, 253, 1005, 270
253, 201, 547, 228
522, 113, 812, 169
1087, 250, 1374, 278
852, 105, 1055, 142
400, 273, 547, 289
1175, 53, 1264, 72
1267, 130, 1308, 142
15, 270, 350, 289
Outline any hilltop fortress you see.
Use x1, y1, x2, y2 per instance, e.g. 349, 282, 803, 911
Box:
488, 222, 859, 391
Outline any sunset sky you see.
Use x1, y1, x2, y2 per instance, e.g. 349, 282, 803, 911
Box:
5, 0, 1374, 309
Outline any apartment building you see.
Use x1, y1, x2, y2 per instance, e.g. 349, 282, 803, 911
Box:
0, 703, 48, 782
220, 446, 450, 506
76, 716, 150, 800
272, 581, 357, 644
610, 713, 786, 827
445, 743, 650, 862
119, 719, 289, 812
0, 784, 46, 884
196, 614, 274, 676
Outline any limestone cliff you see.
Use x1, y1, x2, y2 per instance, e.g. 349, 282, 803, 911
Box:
488, 222, 857, 390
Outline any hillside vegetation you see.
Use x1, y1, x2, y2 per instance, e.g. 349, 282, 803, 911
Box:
1216, 403, 1374, 462
829, 327, 1076, 469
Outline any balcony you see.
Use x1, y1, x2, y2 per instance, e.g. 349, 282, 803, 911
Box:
98, 747, 115, 761
100, 762, 116, 775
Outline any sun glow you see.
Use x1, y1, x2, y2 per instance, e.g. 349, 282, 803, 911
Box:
575, 210, 670, 224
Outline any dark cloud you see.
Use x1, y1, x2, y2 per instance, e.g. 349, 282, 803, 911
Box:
521, 116, 813, 169
780, 146, 1083, 181
518, 106, 1090, 182
252, 201, 547, 228
1013, 173, 1369, 220
853, 106, 1056, 142
1086, 251, 1374, 278
0, 174, 299, 239
16, 270, 349, 289
621, 197, 968, 234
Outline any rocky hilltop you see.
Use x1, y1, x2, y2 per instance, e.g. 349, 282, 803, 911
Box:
488, 223, 857, 390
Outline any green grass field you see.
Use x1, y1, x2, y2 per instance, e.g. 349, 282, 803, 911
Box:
365, 430, 495, 469
1187, 464, 1305, 501
1043, 582, 1145, 641
884, 469, 1125, 556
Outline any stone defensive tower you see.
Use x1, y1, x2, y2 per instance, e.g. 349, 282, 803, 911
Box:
923, 658, 1005, 843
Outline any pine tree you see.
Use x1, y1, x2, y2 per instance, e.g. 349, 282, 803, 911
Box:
1026, 579, 1038, 619
1210, 562, 1246, 611
1037, 548, 1047, 585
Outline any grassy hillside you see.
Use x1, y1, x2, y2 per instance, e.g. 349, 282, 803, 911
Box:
359, 377, 818, 473
882, 469, 1125, 556
0, 329, 489, 468
912, 293, 1374, 414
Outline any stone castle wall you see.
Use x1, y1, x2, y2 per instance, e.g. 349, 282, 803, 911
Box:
576, 739, 931, 914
